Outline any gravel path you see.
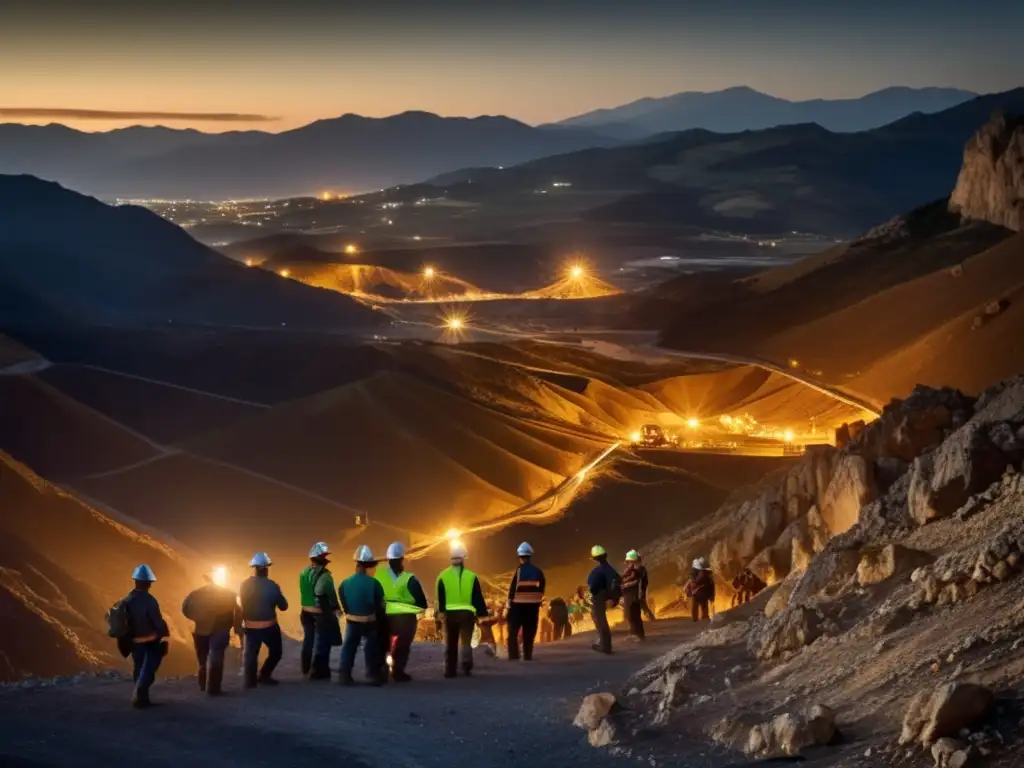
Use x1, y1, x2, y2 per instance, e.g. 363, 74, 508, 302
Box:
0, 620, 714, 768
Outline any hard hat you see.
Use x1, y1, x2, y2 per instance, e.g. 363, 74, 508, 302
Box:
132, 564, 156, 582
450, 542, 468, 560
516, 542, 534, 557
250, 552, 272, 568
625, 550, 640, 562
386, 541, 406, 560
693, 557, 709, 570
590, 544, 606, 558
354, 545, 376, 563
308, 541, 330, 559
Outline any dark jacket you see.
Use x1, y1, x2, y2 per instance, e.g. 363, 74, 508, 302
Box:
238, 575, 288, 623
437, 565, 489, 617
508, 562, 546, 605
405, 574, 429, 610
621, 563, 648, 601
685, 569, 715, 603
547, 597, 569, 624
124, 589, 169, 640
587, 560, 620, 599
339, 571, 385, 618
182, 583, 239, 636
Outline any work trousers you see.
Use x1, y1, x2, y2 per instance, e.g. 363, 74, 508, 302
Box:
383, 613, 418, 675
300, 610, 316, 675
507, 603, 540, 660
640, 597, 656, 621
552, 619, 572, 640
691, 598, 710, 622
131, 640, 163, 698
624, 597, 645, 640
341, 621, 381, 677
590, 592, 612, 653
243, 625, 283, 686
443, 610, 476, 675
193, 629, 229, 692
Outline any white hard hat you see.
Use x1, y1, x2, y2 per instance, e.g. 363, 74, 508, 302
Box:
354, 545, 376, 563
450, 542, 468, 560
308, 542, 330, 558
692, 558, 703, 570
132, 564, 156, 582
386, 541, 406, 560
516, 542, 534, 557
250, 552, 272, 568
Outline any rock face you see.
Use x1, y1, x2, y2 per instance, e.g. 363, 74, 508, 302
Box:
819, 454, 878, 535
900, 683, 996, 746
747, 605, 824, 659
747, 703, 837, 757
949, 112, 1024, 232
856, 544, 934, 587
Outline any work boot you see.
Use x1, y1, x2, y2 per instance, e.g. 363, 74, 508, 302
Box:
591, 642, 611, 655
243, 670, 258, 689
197, 666, 207, 692
300, 649, 312, 677
392, 671, 413, 683
131, 689, 151, 709
257, 674, 279, 686
339, 670, 355, 686
461, 665, 473, 677
207, 665, 224, 696
308, 666, 331, 681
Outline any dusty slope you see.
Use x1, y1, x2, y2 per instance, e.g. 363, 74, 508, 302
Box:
0, 374, 160, 479
270, 261, 483, 301
0, 451, 200, 681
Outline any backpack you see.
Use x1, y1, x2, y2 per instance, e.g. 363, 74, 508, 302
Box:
106, 598, 131, 639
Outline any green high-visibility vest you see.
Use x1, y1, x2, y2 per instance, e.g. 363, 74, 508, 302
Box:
375, 568, 421, 615
437, 565, 477, 613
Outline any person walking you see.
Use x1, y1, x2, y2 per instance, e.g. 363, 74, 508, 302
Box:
238, 552, 288, 688
548, 597, 571, 640
299, 542, 341, 681
339, 545, 386, 686
587, 546, 620, 655
375, 541, 428, 683
119, 565, 170, 708
621, 550, 648, 641
685, 557, 715, 622
436, 541, 489, 678
181, 569, 240, 696
636, 552, 657, 621
506, 542, 545, 661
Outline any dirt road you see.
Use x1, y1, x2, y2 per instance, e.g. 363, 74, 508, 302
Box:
0, 620, 733, 768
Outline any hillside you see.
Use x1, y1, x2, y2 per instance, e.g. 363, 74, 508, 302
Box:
0, 451, 200, 681
557, 85, 976, 140
0, 113, 613, 200
0, 175, 380, 329
379, 88, 1024, 237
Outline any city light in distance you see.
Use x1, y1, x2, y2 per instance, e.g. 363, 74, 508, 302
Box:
630, 430, 641, 443
784, 429, 795, 443
244, 258, 254, 267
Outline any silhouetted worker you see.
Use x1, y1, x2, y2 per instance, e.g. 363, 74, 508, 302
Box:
339, 545, 386, 686
587, 545, 620, 654
182, 569, 240, 696
299, 542, 340, 680
548, 596, 571, 640
636, 552, 657, 621
685, 557, 715, 622
568, 585, 590, 630
375, 541, 428, 683
436, 541, 489, 677
731, 568, 768, 606
621, 550, 648, 640
238, 552, 288, 688
506, 542, 545, 661
122, 564, 169, 708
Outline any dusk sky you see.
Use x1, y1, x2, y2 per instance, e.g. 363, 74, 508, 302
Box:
2, 0, 1021, 132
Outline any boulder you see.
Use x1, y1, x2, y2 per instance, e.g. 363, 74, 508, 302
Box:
588, 719, 618, 748
789, 545, 861, 607
747, 704, 837, 757
901, 683, 995, 746
857, 544, 935, 587
820, 454, 878, 535
574, 692, 618, 731
932, 737, 967, 768
747, 605, 824, 660
765, 570, 801, 618
948, 111, 1024, 232
973, 375, 1024, 425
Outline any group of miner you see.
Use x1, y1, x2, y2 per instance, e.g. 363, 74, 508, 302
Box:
110, 539, 722, 708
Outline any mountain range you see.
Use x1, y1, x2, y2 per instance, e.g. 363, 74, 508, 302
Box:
0, 175, 380, 329
555, 86, 978, 139
0, 86, 980, 201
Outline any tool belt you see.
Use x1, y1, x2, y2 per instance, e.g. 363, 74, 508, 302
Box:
243, 619, 277, 630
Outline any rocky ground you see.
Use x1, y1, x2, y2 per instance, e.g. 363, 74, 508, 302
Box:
579, 376, 1024, 766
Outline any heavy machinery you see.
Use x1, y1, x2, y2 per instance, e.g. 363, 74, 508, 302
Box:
631, 424, 678, 449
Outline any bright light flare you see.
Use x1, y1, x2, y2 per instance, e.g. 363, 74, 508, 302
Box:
278, 268, 291, 278
569, 264, 585, 280
686, 418, 700, 429
344, 244, 358, 255
445, 528, 461, 541
211, 565, 229, 588
783, 429, 795, 443
423, 266, 436, 279
630, 431, 641, 443
244, 258, 254, 267
446, 317, 462, 330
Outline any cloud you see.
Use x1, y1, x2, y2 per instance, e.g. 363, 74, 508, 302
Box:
0, 107, 278, 122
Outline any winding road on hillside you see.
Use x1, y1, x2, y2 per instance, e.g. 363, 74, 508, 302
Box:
0, 621, 739, 768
